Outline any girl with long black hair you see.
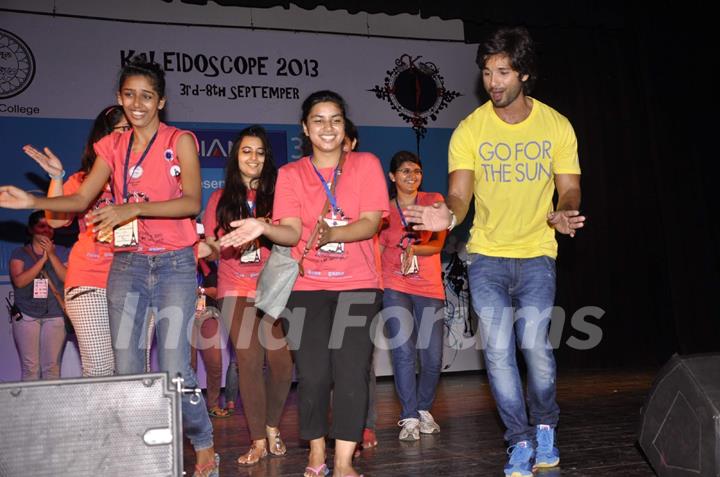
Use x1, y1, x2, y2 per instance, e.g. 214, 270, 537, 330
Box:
0, 58, 218, 477
201, 125, 293, 466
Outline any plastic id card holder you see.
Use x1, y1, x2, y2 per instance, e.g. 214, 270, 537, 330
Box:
196, 293, 206, 312
319, 218, 347, 255
240, 245, 261, 263
113, 219, 139, 251
33, 278, 49, 299
400, 252, 419, 275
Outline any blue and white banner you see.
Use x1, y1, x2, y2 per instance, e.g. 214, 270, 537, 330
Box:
0, 11, 482, 380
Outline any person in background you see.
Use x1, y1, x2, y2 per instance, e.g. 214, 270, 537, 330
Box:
380, 151, 446, 441
24, 104, 129, 377
343, 119, 378, 455
223, 357, 238, 414
201, 125, 293, 466
9, 210, 69, 380
191, 255, 229, 418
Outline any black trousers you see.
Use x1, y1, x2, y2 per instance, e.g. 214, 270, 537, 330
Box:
283, 289, 382, 442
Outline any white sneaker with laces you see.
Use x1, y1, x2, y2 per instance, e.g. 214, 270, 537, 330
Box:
398, 418, 420, 441
418, 410, 440, 434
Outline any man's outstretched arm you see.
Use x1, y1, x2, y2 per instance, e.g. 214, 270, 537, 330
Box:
404, 169, 474, 232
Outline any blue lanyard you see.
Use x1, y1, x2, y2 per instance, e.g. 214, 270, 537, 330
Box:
396, 196, 418, 249
394, 196, 417, 228
122, 131, 158, 201
311, 158, 340, 216
247, 199, 255, 217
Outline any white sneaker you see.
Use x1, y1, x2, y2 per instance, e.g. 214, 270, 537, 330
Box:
418, 410, 440, 434
398, 418, 420, 441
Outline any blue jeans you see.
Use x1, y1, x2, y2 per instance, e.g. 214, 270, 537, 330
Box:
107, 247, 213, 450
383, 289, 444, 420
467, 254, 559, 445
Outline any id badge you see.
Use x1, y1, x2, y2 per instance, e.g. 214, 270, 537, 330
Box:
33, 278, 49, 299
94, 197, 114, 243
113, 219, 139, 251
196, 293, 206, 313
240, 244, 261, 263
400, 252, 419, 275
319, 218, 347, 254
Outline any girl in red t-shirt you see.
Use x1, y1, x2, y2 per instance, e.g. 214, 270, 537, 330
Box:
0, 58, 218, 477
379, 151, 447, 442
200, 125, 293, 466
219, 90, 388, 477
24, 105, 129, 378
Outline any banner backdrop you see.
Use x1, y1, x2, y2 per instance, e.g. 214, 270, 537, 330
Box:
0, 11, 482, 381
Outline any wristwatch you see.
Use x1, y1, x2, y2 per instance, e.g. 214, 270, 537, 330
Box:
447, 210, 457, 231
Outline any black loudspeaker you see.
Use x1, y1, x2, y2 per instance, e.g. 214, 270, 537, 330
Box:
639, 353, 720, 477
0, 373, 182, 476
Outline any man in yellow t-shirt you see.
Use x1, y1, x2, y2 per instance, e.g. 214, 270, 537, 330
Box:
404, 26, 585, 477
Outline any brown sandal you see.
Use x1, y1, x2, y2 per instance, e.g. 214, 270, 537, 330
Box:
237, 441, 268, 465
208, 406, 230, 418
266, 425, 287, 456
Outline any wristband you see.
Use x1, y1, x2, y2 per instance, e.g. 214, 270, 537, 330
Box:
447, 210, 457, 231
48, 170, 66, 180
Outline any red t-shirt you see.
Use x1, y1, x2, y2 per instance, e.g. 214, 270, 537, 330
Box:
379, 191, 446, 300
203, 188, 269, 299
94, 123, 198, 254
273, 152, 389, 291
62, 172, 115, 289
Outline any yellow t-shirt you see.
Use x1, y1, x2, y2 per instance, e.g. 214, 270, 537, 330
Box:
449, 98, 581, 259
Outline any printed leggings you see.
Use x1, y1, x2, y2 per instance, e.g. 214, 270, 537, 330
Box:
65, 286, 114, 377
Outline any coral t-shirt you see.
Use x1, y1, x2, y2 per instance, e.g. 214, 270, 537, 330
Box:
94, 122, 198, 254
62, 171, 115, 289
203, 188, 269, 299
273, 152, 389, 291
379, 191, 446, 300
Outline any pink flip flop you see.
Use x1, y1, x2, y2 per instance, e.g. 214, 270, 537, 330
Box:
304, 463, 329, 477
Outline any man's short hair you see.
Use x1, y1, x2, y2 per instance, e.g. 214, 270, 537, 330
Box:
476, 26, 538, 94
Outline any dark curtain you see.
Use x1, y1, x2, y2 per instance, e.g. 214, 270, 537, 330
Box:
464, 9, 719, 368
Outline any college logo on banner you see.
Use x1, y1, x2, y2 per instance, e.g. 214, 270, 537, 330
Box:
370, 54, 460, 145
0, 29, 36, 99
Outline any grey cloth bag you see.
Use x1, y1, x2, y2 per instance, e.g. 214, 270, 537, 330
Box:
254, 153, 348, 319
253, 244, 299, 318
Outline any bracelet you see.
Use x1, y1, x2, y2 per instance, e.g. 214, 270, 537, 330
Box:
48, 170, 66, 180
447, 210, 457, 231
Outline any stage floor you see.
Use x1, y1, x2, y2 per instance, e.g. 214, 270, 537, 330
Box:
184, 368, 657, 476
